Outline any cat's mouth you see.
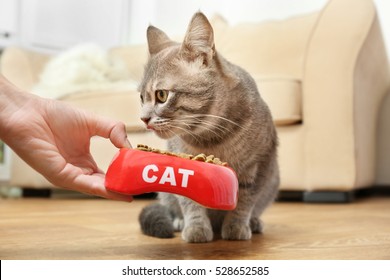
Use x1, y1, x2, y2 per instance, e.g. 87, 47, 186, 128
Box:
146, 121, 176, 139
146, 124, 155, 130
145, 116, 200, 140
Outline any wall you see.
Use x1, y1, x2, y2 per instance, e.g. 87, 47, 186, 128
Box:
0, 0, 19, 47
127, 0, 328, 45
19, 0, 129, 51
0, 0, 131, 52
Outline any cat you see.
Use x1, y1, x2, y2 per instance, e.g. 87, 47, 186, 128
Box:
138, 12, 279, 243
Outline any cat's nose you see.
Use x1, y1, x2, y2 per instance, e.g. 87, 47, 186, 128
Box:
141, 117, 151, 125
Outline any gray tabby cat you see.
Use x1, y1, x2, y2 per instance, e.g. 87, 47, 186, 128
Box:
138, 12, 279, 243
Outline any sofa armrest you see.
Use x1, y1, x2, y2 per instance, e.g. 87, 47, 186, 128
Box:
303, 0, 390, 190
0, 47, 52, 90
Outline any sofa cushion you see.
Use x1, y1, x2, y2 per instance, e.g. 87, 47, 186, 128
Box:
209, 15, 308, 126
255, 76, 302, 126
211, 13, 318, 81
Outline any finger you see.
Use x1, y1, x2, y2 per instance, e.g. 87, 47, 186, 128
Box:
72, 173, 133, 202
110, 122, 132, 149
93, 115, 132, 149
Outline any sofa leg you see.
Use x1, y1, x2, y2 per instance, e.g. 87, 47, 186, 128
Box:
303, 191, 354, 203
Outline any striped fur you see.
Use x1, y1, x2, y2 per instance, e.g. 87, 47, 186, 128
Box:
138, 12, 279, 243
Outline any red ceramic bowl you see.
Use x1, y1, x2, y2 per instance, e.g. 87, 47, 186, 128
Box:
105, 148, 238, 210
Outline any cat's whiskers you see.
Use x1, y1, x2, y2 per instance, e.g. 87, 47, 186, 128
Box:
179, 113, 247, 131
172, 117, 225, 140
192, 118, 236, 135
177, 114, 241, 135
167, 123, 204, 145
198, 114, 247, 131
191, 118, 232, 137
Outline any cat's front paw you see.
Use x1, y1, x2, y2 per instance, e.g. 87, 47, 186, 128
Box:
182, 224, 213, 243
173, 218, 184, 232
222, 223, 252, 240
250, 217, 263, 234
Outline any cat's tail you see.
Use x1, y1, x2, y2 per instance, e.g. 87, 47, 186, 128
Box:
138, 203, 174, 238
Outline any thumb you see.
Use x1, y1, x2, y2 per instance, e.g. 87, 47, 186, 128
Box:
110, 121, 132, 149
93, 115, 132, 149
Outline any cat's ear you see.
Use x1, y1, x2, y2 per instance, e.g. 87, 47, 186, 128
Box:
181, 12, 215, 65
147, 25, 173, 55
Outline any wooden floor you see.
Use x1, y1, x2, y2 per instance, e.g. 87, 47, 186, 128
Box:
1, 196, 389, 260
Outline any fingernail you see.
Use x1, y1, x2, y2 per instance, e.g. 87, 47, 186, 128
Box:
124, 138, 132, 149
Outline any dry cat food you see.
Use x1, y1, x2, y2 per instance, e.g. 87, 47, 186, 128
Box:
136, 144, 228, 166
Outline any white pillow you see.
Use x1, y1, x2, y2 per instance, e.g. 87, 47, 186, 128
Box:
33, 44, 137, 99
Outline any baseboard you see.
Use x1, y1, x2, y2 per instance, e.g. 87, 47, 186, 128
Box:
303, 191, 354, 203
22, 188, 52, 198
277, 190, 353, 203
277, 186, 390, 203
21, 188, 157, 200
276, 191, 303, 202
17, 186, 390, 202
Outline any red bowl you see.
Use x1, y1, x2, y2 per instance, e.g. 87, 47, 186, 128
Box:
105, 148, 238, 210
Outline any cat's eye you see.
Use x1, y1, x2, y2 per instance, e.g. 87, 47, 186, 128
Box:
155, 90, 169, 103
140, 94, 144, 104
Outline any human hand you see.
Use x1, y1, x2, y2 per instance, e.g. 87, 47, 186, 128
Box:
1, 86, 133, 201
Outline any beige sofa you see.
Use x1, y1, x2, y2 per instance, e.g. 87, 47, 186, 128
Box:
1, 0, 389, 201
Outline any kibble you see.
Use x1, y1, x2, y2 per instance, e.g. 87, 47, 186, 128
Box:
136, 144, 228, 166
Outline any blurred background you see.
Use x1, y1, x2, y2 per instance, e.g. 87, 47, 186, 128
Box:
0, 0, 389, 200
1, 0, 389, 52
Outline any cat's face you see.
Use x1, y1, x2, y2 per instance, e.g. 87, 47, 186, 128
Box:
139, 13, 218, 141
139, 48, 215, 139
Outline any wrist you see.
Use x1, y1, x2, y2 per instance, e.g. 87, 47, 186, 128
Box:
0, 75, 30, 140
